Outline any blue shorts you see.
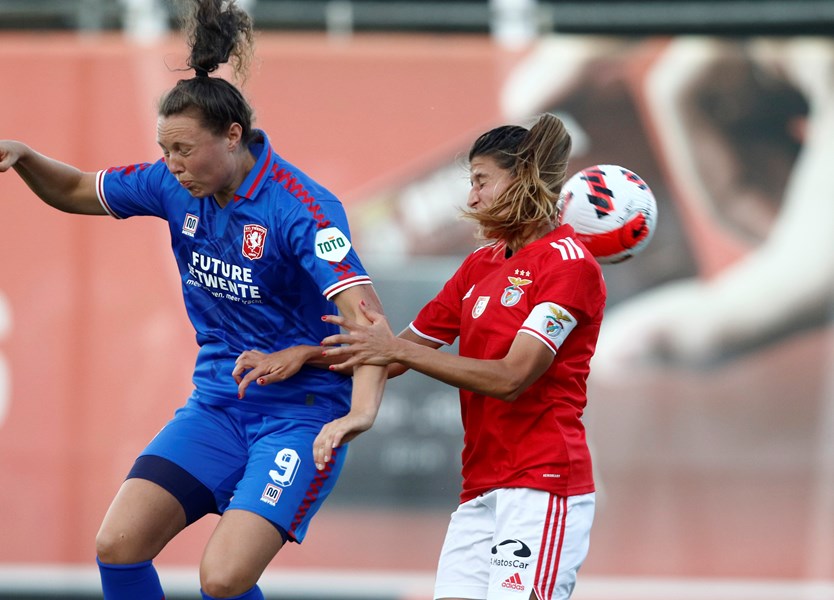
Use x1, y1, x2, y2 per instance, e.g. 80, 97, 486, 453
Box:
128, 398, 347, 543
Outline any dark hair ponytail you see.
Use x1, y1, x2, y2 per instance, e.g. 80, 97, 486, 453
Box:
183, 0, 253, 78
158, 0, 256, 143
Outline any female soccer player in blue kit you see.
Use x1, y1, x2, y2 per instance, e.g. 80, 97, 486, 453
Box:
0, 1, 387, 599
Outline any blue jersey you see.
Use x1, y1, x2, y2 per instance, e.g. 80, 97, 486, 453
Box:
95, 130, 370, 418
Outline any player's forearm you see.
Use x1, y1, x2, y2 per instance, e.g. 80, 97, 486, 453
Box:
386, 363, 409, 379
346, 363, 387, 425
13, 146, 102, 214
390, 339, 523, 401
296, 344, 340, 369
287, 344, 358, 377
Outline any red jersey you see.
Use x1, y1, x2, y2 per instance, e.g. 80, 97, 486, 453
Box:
410, 225, 606, 502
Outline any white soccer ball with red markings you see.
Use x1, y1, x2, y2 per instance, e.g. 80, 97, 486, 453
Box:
558, 164, 657, 264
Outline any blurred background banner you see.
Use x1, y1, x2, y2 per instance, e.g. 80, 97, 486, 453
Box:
1, 1, 834, 599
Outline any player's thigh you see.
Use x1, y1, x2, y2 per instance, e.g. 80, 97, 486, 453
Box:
434, 494, 496, 600
489, 490, 595, 600
200, 509, 284, 595
134, 401, 252, 521
96, 478, 187, 563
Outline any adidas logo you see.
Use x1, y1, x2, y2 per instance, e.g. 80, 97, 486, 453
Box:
501, 572, 525, 591
549, 236, 585, 260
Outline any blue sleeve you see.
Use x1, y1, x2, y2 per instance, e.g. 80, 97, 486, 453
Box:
97, 159, 171, 219
282, 194, 371, 300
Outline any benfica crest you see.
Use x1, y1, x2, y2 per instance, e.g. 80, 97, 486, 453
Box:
472, 296, 490, 319
501, 276, 532, 307
242, 224, 267, 260
544, 305, 574, 339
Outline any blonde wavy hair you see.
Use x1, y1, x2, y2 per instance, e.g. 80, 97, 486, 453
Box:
464, 114, 572, 251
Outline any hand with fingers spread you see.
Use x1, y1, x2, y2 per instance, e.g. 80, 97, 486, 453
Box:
320, 303, 402, 370
233, 346, 320, 398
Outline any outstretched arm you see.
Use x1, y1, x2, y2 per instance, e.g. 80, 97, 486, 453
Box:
0, 140, 105, 215
233, 345, 337, 398
232, 320, 426, 398
321, 304, 554, 403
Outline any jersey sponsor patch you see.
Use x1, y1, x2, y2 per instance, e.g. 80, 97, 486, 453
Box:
242, 224, 268, 260
492, 538, 532, 559
315, 227, 351, 262
520, 302, 577, 351
182, 213, 199, 237
260, 483, 283, 506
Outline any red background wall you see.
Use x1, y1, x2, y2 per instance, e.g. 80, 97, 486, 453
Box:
2, 32, 833, 594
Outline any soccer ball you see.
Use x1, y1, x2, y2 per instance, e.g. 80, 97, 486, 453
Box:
558, 164, 657, 264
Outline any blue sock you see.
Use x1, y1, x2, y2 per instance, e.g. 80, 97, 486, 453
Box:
201, 584, 264, 600
97, 558, 164, 599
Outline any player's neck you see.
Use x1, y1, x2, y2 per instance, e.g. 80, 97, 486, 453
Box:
215, 150, 257, 208
509, 222, 555, 253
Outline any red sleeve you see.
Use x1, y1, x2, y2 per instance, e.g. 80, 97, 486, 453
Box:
410, 252, 480, 345
533, 256, 606, 322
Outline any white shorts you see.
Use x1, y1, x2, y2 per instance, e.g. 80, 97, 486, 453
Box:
434, 488, 595, 600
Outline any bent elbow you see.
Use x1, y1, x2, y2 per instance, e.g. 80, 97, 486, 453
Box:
494, 376, 529, 403
499, 390, 521, 403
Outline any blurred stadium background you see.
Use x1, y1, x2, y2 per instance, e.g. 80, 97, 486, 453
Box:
2, 0, 834, 599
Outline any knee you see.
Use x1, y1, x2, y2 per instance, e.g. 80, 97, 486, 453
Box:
199, 575, 250, 599
95, 525, 129, 564
96, 524, 151, 565
199, 562, 256, 599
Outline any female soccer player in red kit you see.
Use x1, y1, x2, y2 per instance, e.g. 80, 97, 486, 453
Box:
316, 114, 606, 600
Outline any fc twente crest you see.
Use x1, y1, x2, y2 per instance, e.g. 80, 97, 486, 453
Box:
242, 224, 267, 260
